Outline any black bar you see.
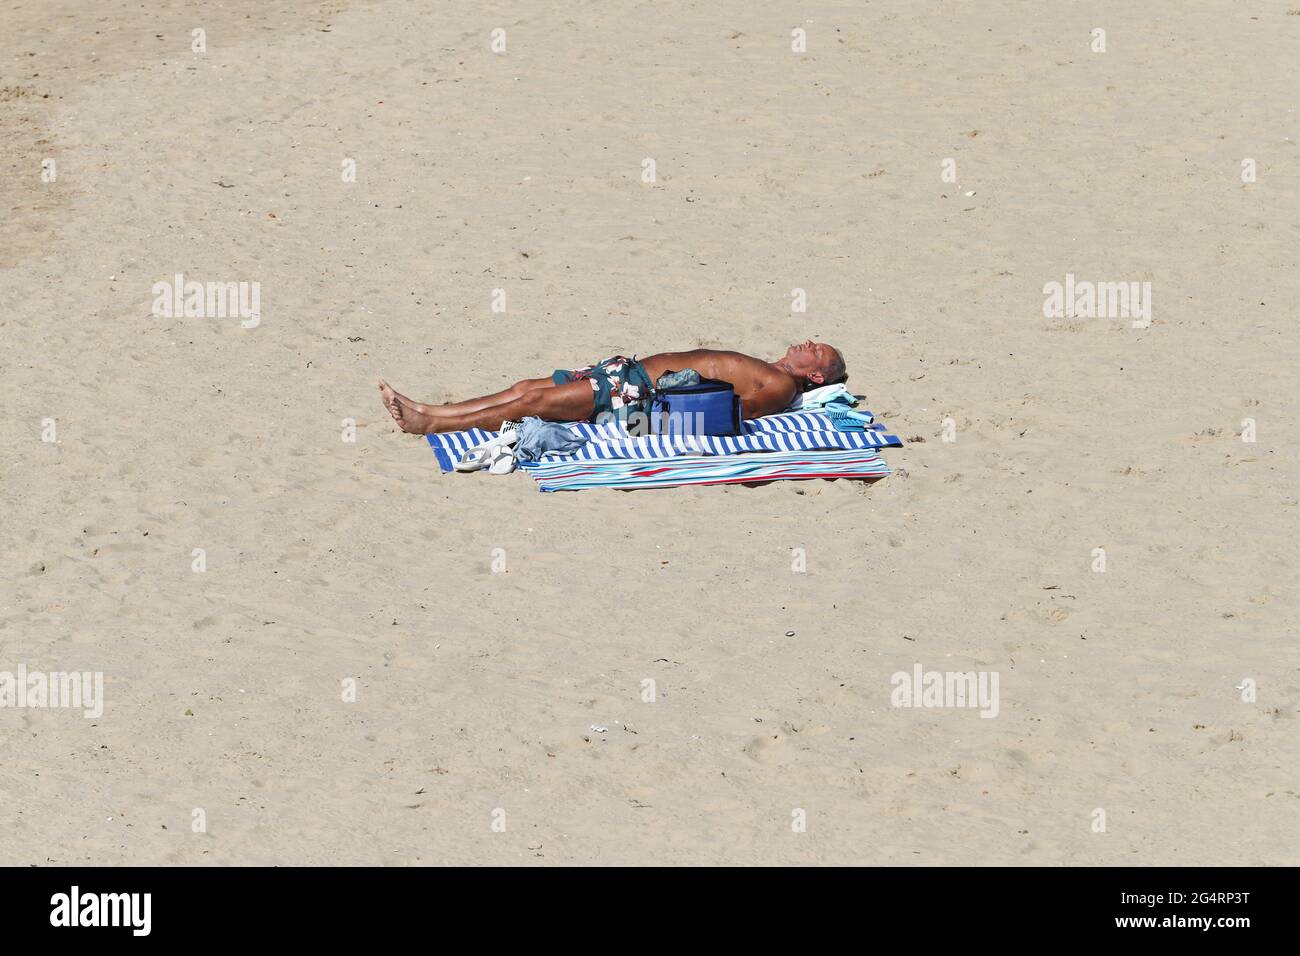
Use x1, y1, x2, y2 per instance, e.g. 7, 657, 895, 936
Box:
0, 867, 1282, 941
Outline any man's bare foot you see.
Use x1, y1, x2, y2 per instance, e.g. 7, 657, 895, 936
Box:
378, 378, 437, 434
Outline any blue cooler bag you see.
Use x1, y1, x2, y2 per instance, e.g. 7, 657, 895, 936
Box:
650, 378, 742, 436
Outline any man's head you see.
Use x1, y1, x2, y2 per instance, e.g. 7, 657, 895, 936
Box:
781, 340, 846, 388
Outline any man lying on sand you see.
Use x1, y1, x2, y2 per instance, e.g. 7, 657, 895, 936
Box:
379, 342, 846, 434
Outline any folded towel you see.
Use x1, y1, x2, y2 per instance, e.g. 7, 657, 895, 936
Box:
519, 448, 891, 492
788, 383, 857, 411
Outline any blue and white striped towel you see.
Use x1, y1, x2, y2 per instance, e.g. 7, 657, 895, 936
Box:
425, 410, 901, 472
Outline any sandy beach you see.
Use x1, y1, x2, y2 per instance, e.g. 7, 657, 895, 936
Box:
2, 1, 1297, 865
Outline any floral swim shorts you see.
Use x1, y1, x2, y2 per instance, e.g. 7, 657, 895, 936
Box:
551, 355, 655, 423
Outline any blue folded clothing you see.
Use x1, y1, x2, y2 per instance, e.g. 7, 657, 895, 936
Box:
654, 369, 702, 389
514, 416, 589, 462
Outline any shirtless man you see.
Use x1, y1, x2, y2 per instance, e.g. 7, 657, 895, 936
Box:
379, 340, 846, 435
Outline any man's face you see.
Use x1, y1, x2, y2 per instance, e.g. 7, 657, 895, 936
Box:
784, 340, 840, 384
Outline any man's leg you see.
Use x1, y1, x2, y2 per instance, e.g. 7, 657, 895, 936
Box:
379, 376, 555, 421
386, 379, 595, 434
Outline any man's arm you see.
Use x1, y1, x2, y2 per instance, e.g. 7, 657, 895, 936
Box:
741, 375, 799, 419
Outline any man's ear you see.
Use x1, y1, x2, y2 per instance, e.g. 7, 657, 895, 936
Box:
809, 371, 825, 385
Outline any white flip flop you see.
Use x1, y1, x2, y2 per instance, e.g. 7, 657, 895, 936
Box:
454, 423, 521, 472
486, 445, 517, 475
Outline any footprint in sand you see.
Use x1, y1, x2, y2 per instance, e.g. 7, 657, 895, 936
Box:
743, 731, 787, 763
